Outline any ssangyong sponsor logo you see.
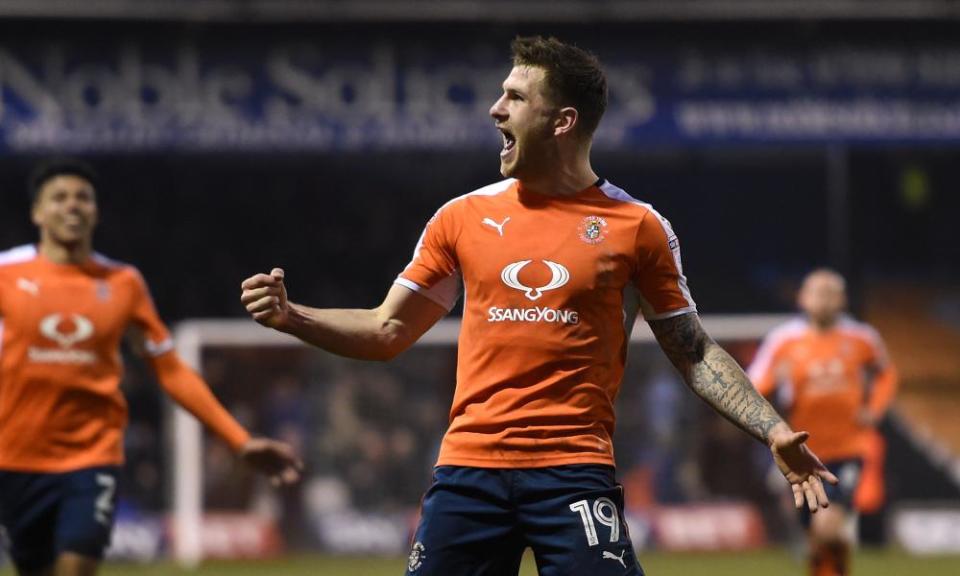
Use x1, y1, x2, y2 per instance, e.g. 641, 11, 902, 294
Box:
28, 347, 97, 364
40, 313, 93, 347
501, 260, 569, 301
488, 306, 580, 325
492, 259, 579, 324
29, 313, 97, 364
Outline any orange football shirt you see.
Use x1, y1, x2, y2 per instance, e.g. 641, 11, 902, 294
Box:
748, 317, 898, 462
0, 245, 174, 472
397, 178, 696, 468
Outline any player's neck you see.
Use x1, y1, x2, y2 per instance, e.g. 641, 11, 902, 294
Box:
519, 154, 598, 198
38, 238, 92, 265
809, 317, 839, 333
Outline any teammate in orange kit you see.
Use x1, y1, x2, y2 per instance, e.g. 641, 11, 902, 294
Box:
242, 37, 836, 576
749, 269, 898, 576
0, 159, 303, 576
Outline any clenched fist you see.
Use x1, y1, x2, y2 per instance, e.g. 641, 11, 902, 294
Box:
241, 267, 290, 330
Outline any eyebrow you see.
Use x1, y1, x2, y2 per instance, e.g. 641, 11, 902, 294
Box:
49, 186, 94, 196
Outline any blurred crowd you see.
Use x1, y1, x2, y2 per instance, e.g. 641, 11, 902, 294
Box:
116, 338, 800, 549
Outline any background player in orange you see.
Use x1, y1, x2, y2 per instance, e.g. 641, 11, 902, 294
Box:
242, 36, 837, 576
0, 159, 303, 576
749, 269, 898, 576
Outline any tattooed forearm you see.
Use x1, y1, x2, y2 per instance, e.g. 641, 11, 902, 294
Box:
690, 344, 784, 442
649, 312, 784, 443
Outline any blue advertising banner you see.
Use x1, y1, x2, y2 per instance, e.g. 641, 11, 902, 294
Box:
2, 27, 960, 151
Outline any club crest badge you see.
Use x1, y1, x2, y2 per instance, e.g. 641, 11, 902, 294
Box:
95, 280, 112, 301
578, 215, 609, 245
408, 541, 426, 572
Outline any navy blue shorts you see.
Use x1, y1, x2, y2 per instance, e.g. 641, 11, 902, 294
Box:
801, 458, 862, 526
0, 466, 119, 572
405, 465, 644, 576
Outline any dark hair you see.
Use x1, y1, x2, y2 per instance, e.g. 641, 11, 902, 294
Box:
28, 157, 98, 204
511, 36, 608, 137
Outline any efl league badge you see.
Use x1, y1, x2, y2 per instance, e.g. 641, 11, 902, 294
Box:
95, 280, 111, 301
578, 215, 609, 245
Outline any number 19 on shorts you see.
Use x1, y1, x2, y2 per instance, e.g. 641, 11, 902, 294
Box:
569, 497, 620, 546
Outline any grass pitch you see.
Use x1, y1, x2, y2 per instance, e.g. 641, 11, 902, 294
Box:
3, 549, 957, 576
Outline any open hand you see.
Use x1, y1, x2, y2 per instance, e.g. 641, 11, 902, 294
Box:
769, 426, 839, 513
239, 437, 304, 487
857, 408, 879, 428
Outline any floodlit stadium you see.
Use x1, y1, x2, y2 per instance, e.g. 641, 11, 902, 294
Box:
1, 1, 959, 575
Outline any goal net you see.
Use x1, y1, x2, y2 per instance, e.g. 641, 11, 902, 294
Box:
163, 314, 791, 564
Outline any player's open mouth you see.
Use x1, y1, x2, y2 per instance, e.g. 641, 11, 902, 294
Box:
500, 129, 516, 158
62, 216, 87, 228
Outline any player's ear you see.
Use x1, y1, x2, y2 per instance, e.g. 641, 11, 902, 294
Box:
90, 196, 100, 227
554, 106, 578, 137
30, 202, 43, 227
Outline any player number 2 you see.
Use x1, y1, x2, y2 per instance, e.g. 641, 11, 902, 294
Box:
569, 497, 620, 546
94, 473, 116, 526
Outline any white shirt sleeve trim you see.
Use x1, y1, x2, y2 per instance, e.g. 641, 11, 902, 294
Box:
644, 305, 698, 321
394, 276, 459, 311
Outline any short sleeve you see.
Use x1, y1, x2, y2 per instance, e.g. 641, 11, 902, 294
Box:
862, 325, 892, 368
128, 269, 174, 357
634, 210, 696, 321
747, 332, 786, 397
395, 202, 462, 311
